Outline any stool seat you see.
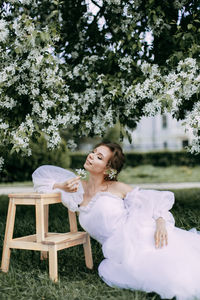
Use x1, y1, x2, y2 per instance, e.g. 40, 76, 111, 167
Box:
42, 232, 87, 245
1, 193, 93, 282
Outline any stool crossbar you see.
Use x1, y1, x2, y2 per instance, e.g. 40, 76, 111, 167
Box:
1, 193, 93, 282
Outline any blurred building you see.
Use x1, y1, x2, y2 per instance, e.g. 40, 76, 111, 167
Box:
124, 113, 193, 151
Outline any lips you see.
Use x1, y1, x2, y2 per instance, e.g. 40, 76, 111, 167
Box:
86, 159, 92, 165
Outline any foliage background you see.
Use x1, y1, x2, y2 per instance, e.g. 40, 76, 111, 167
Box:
1, 149, 200, 183
0, 136, 70, 182
70, 150, 200, 169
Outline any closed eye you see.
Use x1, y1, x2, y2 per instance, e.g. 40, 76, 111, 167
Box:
92, 149, 103, 160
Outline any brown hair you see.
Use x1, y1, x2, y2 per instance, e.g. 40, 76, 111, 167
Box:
95, 142, 125, 181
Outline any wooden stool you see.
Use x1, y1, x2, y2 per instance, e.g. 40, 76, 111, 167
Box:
1, 193, 93, 282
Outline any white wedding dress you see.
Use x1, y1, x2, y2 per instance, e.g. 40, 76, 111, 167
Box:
32, 165, 200, 300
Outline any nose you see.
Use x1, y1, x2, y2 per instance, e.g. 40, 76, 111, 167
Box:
88, 152, 94, 160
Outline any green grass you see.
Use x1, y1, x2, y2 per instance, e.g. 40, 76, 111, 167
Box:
0, 181, 33, 187
118, 165, 200, 184
0, 190, 200, 299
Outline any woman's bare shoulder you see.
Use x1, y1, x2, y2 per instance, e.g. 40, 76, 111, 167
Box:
111, 181, 133, 197
117, 181, 133, 192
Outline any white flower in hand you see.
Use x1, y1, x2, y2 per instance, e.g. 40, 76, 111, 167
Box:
75, 168, 87, 179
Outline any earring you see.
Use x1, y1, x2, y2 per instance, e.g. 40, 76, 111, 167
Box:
106, 168, 117, 179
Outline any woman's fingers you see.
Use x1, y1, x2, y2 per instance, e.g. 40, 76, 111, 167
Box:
155, 232, 159, 248
65, 177, 80, 186
68, 183, 79, 192
62, 176, 80, 192
161, 235, 164, 248
66, 177, 80, 186
71, 188, 78, 193
67, 181, 79, 189
155, 231, 168, 248
165, 234, 168, 246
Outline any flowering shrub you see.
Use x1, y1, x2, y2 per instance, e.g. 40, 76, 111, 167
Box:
0, 11, 73, 155
124, 58, 200, 153
0, 1, 199, 171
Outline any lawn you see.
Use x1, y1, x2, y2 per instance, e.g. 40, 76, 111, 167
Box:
0, 181, 33, 187
118, 165, 200, 184
0, 189, 200, 300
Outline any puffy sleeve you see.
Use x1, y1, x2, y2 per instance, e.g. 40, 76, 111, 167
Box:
32, 165, 84, 212
124, 187, 175, 227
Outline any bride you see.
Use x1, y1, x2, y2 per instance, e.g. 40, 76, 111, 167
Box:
32, 142, 200, 300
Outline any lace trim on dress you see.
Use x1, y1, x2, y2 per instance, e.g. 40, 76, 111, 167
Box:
78, 191, 124, 212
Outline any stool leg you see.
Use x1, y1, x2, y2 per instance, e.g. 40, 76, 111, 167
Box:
83, 233, 93, 269
49, 245, 58, 282
36, 200, 48, 260
40, 204, 49, 260
1, 199, 16, 272
68, 210, 78, 233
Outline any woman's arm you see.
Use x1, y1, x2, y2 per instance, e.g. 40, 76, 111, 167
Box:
53, 176, 81, 193
154, 217, 168, 248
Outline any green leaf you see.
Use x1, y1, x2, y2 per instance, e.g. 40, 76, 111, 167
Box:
132, 44, 137, 50
126, 130, 132, 144
187, 24, 193, 30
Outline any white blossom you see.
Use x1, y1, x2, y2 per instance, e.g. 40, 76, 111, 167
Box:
47, 131, 61, 149
177, 58, 197, 72
16, 84, 29, 95
0, 121, 9, 129
75, 168, 87, 179
10, 0, 33, 4
73, 66, 81, 77
118, 55, 133, 73
184, 102, 200, 153
32, 102, 41, 114
0, 96, 17, 109
71, 51, 79, 59
67, 139, 77, 151
143, 100, 162, 116
56, 114, 70, 126
85, 121, 92, 129
0, 19, 9, 43
105, 0, 121, 5
0, 157, 4, 171
106, 168, 117, 179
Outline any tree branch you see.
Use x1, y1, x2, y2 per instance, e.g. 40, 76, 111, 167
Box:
90, 0, 102, 10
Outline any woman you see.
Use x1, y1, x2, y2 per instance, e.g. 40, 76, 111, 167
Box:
32, 142, 200, 300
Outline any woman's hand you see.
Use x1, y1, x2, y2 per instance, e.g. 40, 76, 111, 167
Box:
154, 217, 168, 249
53, 176, 80, 193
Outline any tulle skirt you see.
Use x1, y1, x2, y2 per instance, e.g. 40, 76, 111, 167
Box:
99, 223, 200, 300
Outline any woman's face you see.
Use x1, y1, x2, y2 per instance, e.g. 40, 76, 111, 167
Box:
84, 145, 112, 175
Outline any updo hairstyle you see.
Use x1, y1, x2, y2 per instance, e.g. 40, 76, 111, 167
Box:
95, 142, 125, 181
